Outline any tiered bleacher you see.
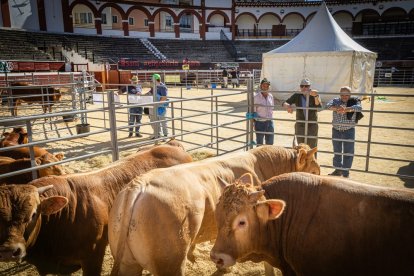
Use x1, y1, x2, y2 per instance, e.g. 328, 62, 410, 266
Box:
149, 39, 234, 62
1, 28, 413, 66
0, 29, 52, 61
233, 40, 289, 62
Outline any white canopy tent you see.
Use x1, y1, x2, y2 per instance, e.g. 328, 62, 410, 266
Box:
261, 3, 377, 99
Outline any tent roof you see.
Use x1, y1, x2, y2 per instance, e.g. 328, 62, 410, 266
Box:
266, 3, 375, 54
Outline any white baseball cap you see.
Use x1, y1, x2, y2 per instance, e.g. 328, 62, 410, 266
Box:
300, 78, 311, 86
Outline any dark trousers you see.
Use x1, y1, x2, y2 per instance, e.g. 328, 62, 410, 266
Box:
255, 120, 274, 146
295, 122, 318, 148
332, 127, 355, 177
128, 107, 143, 135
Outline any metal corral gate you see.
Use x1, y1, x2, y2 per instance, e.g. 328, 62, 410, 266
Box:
0, 75, 413, 188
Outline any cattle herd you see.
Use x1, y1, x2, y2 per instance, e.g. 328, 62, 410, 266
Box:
0, 129, 413, 275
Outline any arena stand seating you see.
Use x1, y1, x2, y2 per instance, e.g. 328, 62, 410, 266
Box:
0, 28, 413, 66
148, 39, 234, 62
0, 29, 52, 61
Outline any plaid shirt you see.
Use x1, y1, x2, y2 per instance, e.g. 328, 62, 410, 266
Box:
326, 98, 362, 131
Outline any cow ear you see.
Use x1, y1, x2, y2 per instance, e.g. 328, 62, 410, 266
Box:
256, 200, 286, 221
217, 177, 230, 190
54, 152, 64, 161
40, 196, 68, 216
296, 148, 307, 170
307, 147, 317, 159
237, 173, 253, 185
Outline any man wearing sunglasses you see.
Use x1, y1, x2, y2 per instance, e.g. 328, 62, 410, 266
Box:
282, 78, 322, 148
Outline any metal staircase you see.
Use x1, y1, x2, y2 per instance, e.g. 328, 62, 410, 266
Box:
140, 38, 167, 60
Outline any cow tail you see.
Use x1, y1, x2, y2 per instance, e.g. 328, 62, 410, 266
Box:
110, 183, 145, 276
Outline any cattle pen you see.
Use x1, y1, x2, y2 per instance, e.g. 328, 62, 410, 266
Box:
0, 72, 413, 275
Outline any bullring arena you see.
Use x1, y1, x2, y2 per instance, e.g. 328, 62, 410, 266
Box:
0, 0, 414, 275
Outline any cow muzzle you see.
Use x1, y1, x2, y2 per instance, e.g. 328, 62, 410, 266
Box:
210, 251, 236, 269
0, 243, 26, 262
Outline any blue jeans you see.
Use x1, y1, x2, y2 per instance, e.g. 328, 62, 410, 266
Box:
128, 107, 142, 135
255, 120, 274, 146
332, 127, 355, 177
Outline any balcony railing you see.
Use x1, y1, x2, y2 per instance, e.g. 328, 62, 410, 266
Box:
362, 21, 414, 36
236, 28, 302, 38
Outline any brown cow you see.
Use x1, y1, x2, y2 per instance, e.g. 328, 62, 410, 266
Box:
211, 172, 414, 276
108, 144, 319, 276
0, 143, 192, 275
7, 82, 61, 116
0, 154, 66, 184
0, 129, 28, 147
0, 145, 60, 159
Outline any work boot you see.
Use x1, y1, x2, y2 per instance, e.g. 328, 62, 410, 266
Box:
328, 169, 342, 176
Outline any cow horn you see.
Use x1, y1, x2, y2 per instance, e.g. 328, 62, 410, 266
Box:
217, 176, 230, 190
37, 185, 54, 194
292, 135, 298, 148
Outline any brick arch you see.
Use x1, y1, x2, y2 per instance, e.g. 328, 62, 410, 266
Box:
381, 7, 408, 21
177, 9, 202, 23
281, 12, 305, 24
235, 12, 258, 23
410, 8, 414, 20
354, 9, 380, 23
125, 6, 152, 19
207, 10, 230, 25
69, 0, 99, 17
305, 11, 317, 23
99, 3, 126, 19
258, 12, 281, 23
332, 10, 355, 21
151, 7, 178, 23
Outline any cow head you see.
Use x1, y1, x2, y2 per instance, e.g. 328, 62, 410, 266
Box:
211, 173, 285, 269
36, 153, 66, 177
294, 143, 320, 175
0, 185, 68, 262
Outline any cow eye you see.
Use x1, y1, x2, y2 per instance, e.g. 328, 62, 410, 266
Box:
31, 212, 37, 221
238, 220, 246, 227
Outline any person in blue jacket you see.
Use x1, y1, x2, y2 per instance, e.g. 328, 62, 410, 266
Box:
147, 73, 168, 139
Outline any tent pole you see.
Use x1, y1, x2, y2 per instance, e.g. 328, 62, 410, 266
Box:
349, 51, 356, 91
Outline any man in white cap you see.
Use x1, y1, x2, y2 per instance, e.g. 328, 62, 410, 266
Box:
253, 78, 274, 146
282, 78, 322, 148
127, 75, 143, 137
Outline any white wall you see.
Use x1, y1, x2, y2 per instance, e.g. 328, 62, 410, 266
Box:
210, 14, 224, 27
74, 27, 97, 35
333, 12, 353, 29
10, 0, 39, 30
102, 29, 124, 36
259, 14, 280, 29
236, 14, 256, 29
205, 0, 231, 9
45, 0, 64, 32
